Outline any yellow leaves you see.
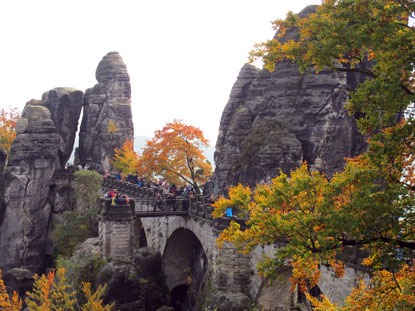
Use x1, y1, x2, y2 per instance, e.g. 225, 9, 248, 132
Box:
343, 264, 415, 311
80, 283, 113, 311
0, 268, 114, 311
367, 49, 376, 61
329, 259, 345, 278
111, 140, 138, 174
305, 293, 339, 311
25, 268, 77, 311
290, 256, 321, 292
313, 224, 325, 232
107, 120, 118, 134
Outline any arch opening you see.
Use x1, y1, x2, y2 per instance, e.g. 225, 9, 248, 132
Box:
132, 218, 148, 249
170, 284, 189, 311
163, 228, 208, 310
139, 224, 148, 248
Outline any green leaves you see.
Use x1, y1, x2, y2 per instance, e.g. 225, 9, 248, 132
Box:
72, 170, 103, 210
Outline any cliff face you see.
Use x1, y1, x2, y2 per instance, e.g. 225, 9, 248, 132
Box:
212, 6, 366, 194
0, 88, 83, 273
78, 51, 134, 173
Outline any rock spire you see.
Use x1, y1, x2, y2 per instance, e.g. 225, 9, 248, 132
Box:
77, 51, 134, 173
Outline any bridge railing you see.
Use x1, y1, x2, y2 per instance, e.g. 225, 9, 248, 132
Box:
101, 176, 247, 224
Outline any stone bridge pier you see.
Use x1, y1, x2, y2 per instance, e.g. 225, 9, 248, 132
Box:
98, 199, 140, 260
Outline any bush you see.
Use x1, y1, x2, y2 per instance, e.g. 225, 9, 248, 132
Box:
51, 209, 98, 258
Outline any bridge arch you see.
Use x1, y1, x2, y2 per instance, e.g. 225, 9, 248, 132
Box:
163, 228, 208, 310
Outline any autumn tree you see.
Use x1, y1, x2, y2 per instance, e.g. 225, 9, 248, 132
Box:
215, 0, 415, 309
0, 107, 20, 157
111, 140, 138, 174
0, 268, 113, 311
138, 120, 212, 194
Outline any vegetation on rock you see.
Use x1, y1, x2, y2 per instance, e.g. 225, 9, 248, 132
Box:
0, 107, 19, 158
107, 120, 118, 134
215, 0, 415, 309
52, 210, 99, 258
235, 120, 284, 170
72, 170, 103, 211
0, 268, 113, 311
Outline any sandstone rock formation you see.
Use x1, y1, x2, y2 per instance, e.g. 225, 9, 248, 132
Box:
78, 51, 134, 173
0, 146, 7, 217
0, 88, 83, 274
95, 246, 169, 311
42, 88, 84, 168
4, 268, 34, 300
212, 5, 366, 194
207, 292, 252, 311
0, 146, 6, 182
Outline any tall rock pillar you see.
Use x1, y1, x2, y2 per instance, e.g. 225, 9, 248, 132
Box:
0, 88, 83, 274
78, 51, 134, 173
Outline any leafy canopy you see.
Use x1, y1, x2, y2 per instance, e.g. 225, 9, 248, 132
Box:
215, 0, 415, 309
138, 120, 212, 194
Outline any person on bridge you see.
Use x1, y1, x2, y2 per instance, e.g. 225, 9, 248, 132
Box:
180, 190, 189, 211
166, 193, 176, 211
153, 193, 163, 211
106, 189, 116, 199
114, 193, 129, 205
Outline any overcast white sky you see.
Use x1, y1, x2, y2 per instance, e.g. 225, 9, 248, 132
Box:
0, 0, 319, 147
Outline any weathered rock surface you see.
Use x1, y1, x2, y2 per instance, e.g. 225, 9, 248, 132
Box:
42, 87, 84, 168
78, 51, 134, 173
0, 87, 83, 274
0, 100, 60, 273
4, 268, 34, 299
207, 292, 252, 311
96, 247, 169, 311
134, 247, 162, 275
0, 146, 6, 182
0, 146, 7, 217
211, 5, 366, 194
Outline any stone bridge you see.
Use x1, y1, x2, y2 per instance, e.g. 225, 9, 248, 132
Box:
99, 177, 366, 309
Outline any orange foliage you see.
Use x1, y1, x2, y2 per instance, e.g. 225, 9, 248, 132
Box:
0, 107, 20, 157
0, 270, 22, 311
138, 120, 212, 193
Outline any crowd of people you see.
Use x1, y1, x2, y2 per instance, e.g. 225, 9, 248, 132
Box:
106, 189, 130, 205
105, 170, 198, 212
